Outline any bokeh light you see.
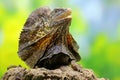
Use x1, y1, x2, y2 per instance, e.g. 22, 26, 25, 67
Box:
0, 0, 120, 80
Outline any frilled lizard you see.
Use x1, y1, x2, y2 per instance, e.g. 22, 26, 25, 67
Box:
18, 7, 81, 70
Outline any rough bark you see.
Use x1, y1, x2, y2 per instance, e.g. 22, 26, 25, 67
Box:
2, 65, 107, 80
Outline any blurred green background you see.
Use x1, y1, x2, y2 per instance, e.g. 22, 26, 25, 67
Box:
0, 0, 120, 80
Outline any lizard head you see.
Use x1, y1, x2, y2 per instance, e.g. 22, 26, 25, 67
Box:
49, 8, 72, 30
24, 7, 72, 32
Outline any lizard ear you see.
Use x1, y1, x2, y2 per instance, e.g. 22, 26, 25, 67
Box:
24, 6, 51, 27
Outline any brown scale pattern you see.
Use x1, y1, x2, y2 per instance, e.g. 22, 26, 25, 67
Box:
18, 6, 81, 69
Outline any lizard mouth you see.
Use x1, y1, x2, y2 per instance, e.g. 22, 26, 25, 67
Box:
54, 8, 72, 20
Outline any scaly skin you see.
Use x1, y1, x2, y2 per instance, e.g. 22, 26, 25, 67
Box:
18, 6, 81, 69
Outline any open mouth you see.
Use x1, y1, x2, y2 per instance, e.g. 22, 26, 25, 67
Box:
54, 8, 72, 20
